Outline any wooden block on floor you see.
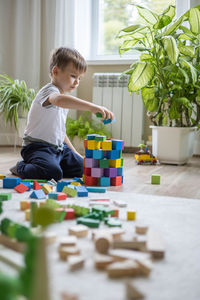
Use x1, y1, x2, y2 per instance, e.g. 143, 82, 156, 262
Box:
59, 236, 77, 247
68, 225, 89, 238
68, 255, 85, 271
106, 260, 141, 278
25, 209, 30, 221
43, 231, 57, 244
135, 223, 148, 235
95, 232, 113, 254
94, 254, 115, 270
146, 229, 165, 259
92, 228, 125, 241
126, 281, 144, 299
59, 246, 80, 261
135, 257, 153, 276
113, 236, 146, 251
20, 200, 30, 211
109, 249, 151, 262
0, 234, 26, 253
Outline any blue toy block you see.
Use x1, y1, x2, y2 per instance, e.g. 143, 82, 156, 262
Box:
30, 189, 46, 199
87, 134, 98, 140
106, 150, 121, 159
3, 177, 21, 189
22, 181, 32, 191
86, 186, 106, 193
99, 177, 110, 187
73, 177, 84, 185
57, 181, 69, 192
112, 140, 124, 150
75, 185, 88, 197
92, 149, 104, 159
48, 192, 58, 200
85, 148, 93, 158
117, 167, 123, 176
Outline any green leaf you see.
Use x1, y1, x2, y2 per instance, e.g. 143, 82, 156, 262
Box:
154, 5, 175, 29
136, 5, 159, 25
128, 62, 154, 92
179, 45, 195, 57
189, 8, 200, 34
179, 68, 190, 84
162, 36, 179, 64
140, 53, 153, 61
164, 15, 186, 36
120, 24, 142, 33
179, 25, 195, 36
180, 58, 198, 83
142, 87, 159, 112
178, 33, 193, 41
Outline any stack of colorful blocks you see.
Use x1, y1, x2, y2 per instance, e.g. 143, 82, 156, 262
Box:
83, 134, 124, 187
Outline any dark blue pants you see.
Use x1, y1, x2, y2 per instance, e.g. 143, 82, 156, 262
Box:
17, 142, 83, 181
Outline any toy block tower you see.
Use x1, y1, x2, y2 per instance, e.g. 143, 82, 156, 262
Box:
83, 134, 124, 187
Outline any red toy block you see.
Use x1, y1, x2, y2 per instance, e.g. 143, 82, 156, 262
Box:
111, 176, 122, 186
33, 180, 42, 190
57, 192, 67, 200
65, 208, 75, 220
84, 167, 91, 176
85, 176, 98, 186
84, 139, 88, 149
111, 208, 119, 218
14, 183, 29, 193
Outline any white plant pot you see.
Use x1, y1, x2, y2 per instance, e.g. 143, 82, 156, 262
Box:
72, 136, 85, 155
150, 126, 197, 165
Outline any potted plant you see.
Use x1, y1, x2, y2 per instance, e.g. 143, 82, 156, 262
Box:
0, 74, 36, 137
118, 4, 200, 164
66, 112, 112, 154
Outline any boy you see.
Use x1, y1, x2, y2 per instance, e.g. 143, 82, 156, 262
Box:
10, 47, 114, 181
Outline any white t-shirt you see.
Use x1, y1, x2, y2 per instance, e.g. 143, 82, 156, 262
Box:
23, 83, 68, 147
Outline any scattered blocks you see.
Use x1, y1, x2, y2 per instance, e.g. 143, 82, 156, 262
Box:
86, 186, 106, 193
29, 189, 46, 199
59, 236, 77, 247
65, 208, 75, 220
127, 210, 137, 221
48, 192, 67, 200
135, 223, 149, 235
106, 218, 122, 227
75, 186, 88, 197
14, 183, 29, 193
68, 225, 89, 238
59, 246, 80, 261
151, 174, 161, 185
0, 174, 5, 179
0, 193, 12, 201
42, 184, 52, 194
33, 180, 42, 190
68, 255, 85, 271
3, 177, 21, 189
106, 260, 140, 278
95, 232, 113, 254
77, 217, 100, 228
20, 200, 30, 211
62, 186, 77, 197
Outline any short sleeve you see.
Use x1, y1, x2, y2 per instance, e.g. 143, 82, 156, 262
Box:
35, 83, 60, 107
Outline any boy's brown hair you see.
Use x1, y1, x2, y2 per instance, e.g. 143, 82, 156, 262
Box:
49, 47, 87, 75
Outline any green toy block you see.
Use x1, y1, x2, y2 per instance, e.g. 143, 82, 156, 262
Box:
7, 223, 20, 239
83, 212, 103, 220
92, 205, 114, 218
0, 218, 12, 235
95, 135, 106, 141
30, 202, 38, 228
121, 158, 124, 166
107, 218, 122, 227
22, 179, 47, 183
46, 198, 62, 209
151, 174, 161, 184
77, 217, 100, 228
99, 159, 109, 168
0, 193, 12, 201
0, 202, 2, 214
119, 150, 122, 158
15, 225, 32, 242
62, 186, 77, 197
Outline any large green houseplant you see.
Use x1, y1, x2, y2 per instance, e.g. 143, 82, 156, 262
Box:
118, 4, 200, 164
0, 74, 35, 130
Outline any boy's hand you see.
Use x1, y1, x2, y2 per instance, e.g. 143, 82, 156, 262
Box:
91, 105, 115, 122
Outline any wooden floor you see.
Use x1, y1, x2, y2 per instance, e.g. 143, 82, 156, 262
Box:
1, 146, 200, 200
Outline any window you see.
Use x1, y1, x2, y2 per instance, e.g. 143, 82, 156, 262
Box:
88, 0, 190, 63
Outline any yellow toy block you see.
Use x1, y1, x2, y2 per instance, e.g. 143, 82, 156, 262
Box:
70, 182, 81, 186
20, 200, 30, 211
0, 174, 5, 179
109, 158, 122, 168
25, 209, 30, 221
42, 184, 52, 194
127, 210, 136, 221
82, 174, 85, 183
102, 140, 112, 151
87, 140, 101, 150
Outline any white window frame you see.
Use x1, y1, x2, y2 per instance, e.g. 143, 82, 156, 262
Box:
86, 0, 191, 65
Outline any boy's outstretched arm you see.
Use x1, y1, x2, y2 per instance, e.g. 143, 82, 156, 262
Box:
48, 94, 114, 122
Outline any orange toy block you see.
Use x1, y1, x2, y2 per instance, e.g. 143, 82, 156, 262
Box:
57, 192, 67, 200
33, 180, 42, 190
14, 183, 29, 193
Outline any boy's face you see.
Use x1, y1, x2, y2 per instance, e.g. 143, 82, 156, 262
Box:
52, 62, 85, 93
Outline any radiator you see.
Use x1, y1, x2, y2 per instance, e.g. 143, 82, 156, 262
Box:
93, 73, 144, 147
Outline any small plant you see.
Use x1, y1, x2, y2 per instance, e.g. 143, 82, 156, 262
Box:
118, 5, 200, 127
66, 112, 112, 139
0, 74, 36, 129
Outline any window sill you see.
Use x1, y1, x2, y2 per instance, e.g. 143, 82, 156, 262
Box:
86, 56, 137, 65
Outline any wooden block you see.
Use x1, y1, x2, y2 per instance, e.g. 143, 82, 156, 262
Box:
0, 174, 5, 179
92, 228, 125, 241
0, 234, 26, 253
20, 200, 30, 211
25, 209, 30, 221
59, 246, 80, 261
94, 253, 115, 270
135, 258, 153, 276
68, 255, 85, 271
43, 231, 57, 244
146, 229, 165, 259
95, 232, 113, 254
109, 249, 151, 262
127, 210, 136, 221
106, 260, 141, 278
135, 223, 148, 235
42, 184, 52, 194
113, 236, 146, 251
113, 199, 127, 207
68, 225, 89, 238
126, 281, 144, 299
59, 236, 77, 247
